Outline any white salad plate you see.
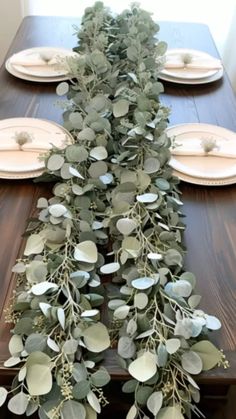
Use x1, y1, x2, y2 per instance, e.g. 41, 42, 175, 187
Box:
6, 47, 76, 82
166, 123, 236, 185
0, 117, 73, 179
159, 48, 223, 85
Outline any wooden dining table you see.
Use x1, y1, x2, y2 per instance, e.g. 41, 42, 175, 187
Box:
0, 16, 236, 419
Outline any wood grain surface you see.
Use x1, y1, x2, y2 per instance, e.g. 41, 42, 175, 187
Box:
0, 16, 236, 418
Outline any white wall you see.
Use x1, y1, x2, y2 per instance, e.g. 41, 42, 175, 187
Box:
22, 0, 235, 57
0, 1, 23, 65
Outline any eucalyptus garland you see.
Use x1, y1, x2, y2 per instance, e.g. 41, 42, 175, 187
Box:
0, 3, 228, 419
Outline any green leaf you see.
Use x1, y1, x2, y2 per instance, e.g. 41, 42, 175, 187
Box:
47, 337, 60, 352
14, 317, 33, 335
166, 338, 181, 354
62, 338, 78, 354
31, 281, 58, 295
85, 404, 97, 419
56, 82, 69, 96
25, 334, 47, 353
100, 262, 120, 274
88, 161, 108, 178
143, 157, 160, 174
47, 154, 65, 171
132, 277, 155, 290
61, 400, 86, 419
87, 391, 101, 414
39, 400, 59, 419
26, 351, 51, 366
157, 343, 168, 367
126, 404, 137, 419
136, 385, 153, 405
26, 364, 52, 396
90, 146, 108, 161
164, 249, 183, 267
181, 351, 203, 375
113, 99, 129, 118
26, 260, 47, 283
118, 336, 136, 359
74, 241, 98, 263
4, 356, 21, 367
172, 280, 192, 297
9, 335, 24, 356
24, 234, 45, 256
128, 351, 157, 382
108, 299, 127, 310
72, 363, 88, 382
127, 46, 138, 62
134, 293, 148, 309
48, 203, 67, 218
69, 112, 83, 129
122, 237, 141, 257
73, 380, 90, 400
57, 308, 65, 330
190, 340, 222, 371
116, 218, 137, 235
0, 387, 8, 407
122, 379, 138, 393
147, 391, 163, 415
83, 323, 110, 353
8, 392, 29, 415
188, 294, 201, 309
90, 368, 110, 387
157, 406, 184, 419
114, 304, 130, 320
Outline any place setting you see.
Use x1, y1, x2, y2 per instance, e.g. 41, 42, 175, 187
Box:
159, 48, 224, 84
5, 46, 78, 82
0, 117, 74, 179
167, 123, 236, 185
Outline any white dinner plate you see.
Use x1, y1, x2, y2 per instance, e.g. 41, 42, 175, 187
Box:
172, 169, 236, 186
166, 123, 236, 184
6, 47, 77, 82
159, 68, 223, 85
161, 48, 222, 80
0, 117, 73, 178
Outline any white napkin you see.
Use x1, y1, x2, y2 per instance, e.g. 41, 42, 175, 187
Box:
0, 132, 66, 152
165, 56, 222, 71
10, 52, 63, 67
171, 136, 236, 158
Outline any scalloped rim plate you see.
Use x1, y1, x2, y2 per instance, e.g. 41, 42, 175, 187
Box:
0, 118, 74, 178
172, 169, 236, 186
167, 123, 236, 184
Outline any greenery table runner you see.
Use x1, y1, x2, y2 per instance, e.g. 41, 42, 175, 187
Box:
0, 3, 227, 418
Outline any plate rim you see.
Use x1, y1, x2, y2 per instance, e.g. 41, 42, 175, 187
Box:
159, 67, 223, 85
172, 169, 236, 186
167, 122, 236, 181
161, 48, 221, 80
5, 58, 70, 83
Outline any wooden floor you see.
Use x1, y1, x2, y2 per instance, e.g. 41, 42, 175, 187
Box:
1, 384, 236, 418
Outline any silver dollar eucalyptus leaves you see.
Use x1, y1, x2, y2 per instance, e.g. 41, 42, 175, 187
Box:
1, 2, 227, 419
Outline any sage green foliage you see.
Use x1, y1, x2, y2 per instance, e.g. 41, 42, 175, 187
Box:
1, 3, 226, 419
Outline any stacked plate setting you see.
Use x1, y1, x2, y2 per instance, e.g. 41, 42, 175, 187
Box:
167, 123, 236, 185
159, 48, 224, 85
0, 118, 74, 179
5, 46, 77, 82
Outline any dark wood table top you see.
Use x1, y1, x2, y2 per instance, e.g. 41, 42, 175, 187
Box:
0, 16, 236, 386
